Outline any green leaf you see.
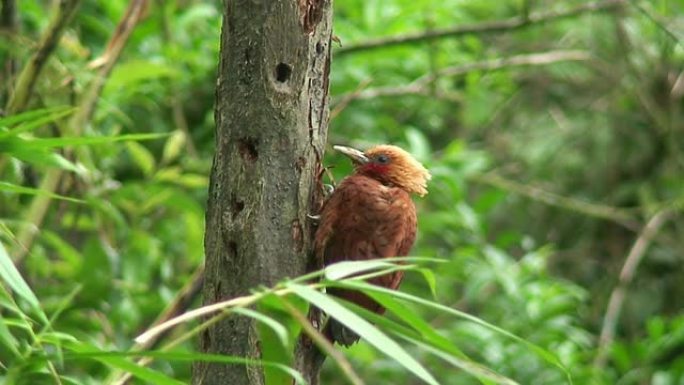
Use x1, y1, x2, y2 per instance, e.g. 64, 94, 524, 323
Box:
233, 307, 289, 347
0, 241, 48, 324
249, 305, 293, 385
407, 336, 519, 385
405, 128, 431, 161
334, 280, 573, 383
161, 130, 186, 164
287, 282, 439, 385
126, 141, 156, 176
416, 267, 437, 298
0, 296, 21, 358
19, 133, 168, 149
63, 346, 306, 385
323, 257, 445, 281
325, 260, 398, 280
78, 353, 185, 385
0, 182, 84, 203
0, 106, 76, 136
343, 299, 512, 385
105, 60, 179, 92
5, 145, 83, 172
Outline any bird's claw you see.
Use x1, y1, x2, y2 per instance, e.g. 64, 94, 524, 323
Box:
323, 184, 334, 198
307, 214, 321, 224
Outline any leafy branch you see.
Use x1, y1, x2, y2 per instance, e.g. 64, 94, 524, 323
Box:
333, 50, 591, 103
335, 0, 626, 56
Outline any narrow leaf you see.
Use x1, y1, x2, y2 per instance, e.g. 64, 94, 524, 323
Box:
0, 107, 77, 139
64, 347, 306, 385
287, 282, 439, 385
325, 260, 400, 280
334, 280, 572, 383
0, 241, 48, 323
233, 307, 289, 347
0, 106, 75, 132
0, 182, 84, 203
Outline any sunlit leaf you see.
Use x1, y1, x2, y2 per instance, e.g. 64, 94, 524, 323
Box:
106, 60, 179, 92
333, 280, 573, 383
0, 294, 20, 358
287, 282, 440, 385
64, 346, 306, 385
162, 130, 186, 164
0, 241, 48, 324
126, 141, 156, 176
0, 182, 83, 202
0, 106, 77, 139
233, 307, 289, 347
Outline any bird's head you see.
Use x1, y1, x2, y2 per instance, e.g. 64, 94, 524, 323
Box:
334, 144, 431, 196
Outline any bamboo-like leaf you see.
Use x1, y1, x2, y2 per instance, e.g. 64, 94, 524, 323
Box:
287, 282, 440, 385
161, 130, 186, 164
406, 336, 519, 385
0, 106, 76, 135
325, 257, 446, 281
18, 133, 168, 148
417, 267, 437, 298
0, 241, 48, 324
126, 141, 156, 176
0, 290, 20, 358
0, 182, 84, 203
325, 260, 397, 280
63, 346, 306, 385
5, 146, 83, 173
333, 280, 573, 383
342, 295, 511, 385
233, 307, 289, 347
84, 355, 186, 385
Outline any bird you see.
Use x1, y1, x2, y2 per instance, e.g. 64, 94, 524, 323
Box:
313, 144, 431, 346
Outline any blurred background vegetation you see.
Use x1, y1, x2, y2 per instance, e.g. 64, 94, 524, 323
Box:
0, 0, 683, 384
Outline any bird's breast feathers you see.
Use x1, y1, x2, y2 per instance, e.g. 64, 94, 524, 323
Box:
316, 175, 418, 264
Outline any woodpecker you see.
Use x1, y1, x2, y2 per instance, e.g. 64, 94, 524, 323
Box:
314, 144, 431, 345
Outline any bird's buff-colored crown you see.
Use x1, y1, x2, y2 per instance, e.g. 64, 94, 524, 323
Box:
334, 144, 431, 197
365, 145, 431, 197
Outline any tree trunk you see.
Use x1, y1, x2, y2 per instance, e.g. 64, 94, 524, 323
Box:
194, 0, 332, 384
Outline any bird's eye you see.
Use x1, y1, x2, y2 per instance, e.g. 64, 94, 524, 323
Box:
376, 154, 390, 164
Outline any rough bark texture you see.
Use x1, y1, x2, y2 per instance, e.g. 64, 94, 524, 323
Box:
194, 0, 332, 384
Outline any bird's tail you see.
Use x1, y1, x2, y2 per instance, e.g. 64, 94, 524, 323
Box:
324, 317, 360, 347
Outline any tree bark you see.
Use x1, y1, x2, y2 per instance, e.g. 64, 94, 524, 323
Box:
194, 1, 332, 384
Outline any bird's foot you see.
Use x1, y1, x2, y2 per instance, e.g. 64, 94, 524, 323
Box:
322, 184, 334, 197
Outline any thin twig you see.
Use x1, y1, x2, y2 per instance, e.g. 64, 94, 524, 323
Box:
594, 210, 671, 369
334, 50, 591, 102
5, 0, 82, 114
135, 286, 299, 345
471, 172, 640, 231
629, 0, 683, 47
330, 78, 372, 119
336, 0, 626, 56
133, 263, 417, 346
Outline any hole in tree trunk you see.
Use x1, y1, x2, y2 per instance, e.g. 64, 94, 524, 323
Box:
275, 63, 292, 82
238, 137, 258, 162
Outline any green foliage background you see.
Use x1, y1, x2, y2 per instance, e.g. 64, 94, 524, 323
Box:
0, 0, 682, 384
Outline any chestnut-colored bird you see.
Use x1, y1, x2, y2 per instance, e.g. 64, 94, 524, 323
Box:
314, 144, 431, 346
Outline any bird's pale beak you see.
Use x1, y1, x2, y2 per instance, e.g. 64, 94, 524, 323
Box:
333, 145, 369, 165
